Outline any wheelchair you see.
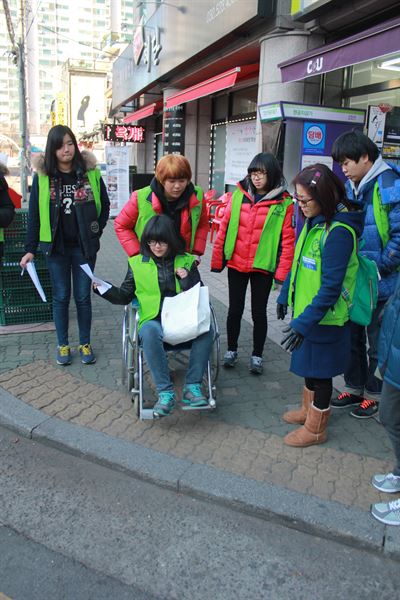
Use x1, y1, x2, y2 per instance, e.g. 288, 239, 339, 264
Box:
121, 300, 220, 420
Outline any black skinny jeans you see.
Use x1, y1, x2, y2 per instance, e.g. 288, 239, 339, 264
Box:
305, 377, 332, 410
227, 268, 273, 357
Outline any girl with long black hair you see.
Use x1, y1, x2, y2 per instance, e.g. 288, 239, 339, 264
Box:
20, 125, 110, 366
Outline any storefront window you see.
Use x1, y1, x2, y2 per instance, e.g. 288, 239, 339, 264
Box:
231, 86, 257, 118
210, 123, 226, 195
343, 52, 400, 165
212, 95, 229, 122
343, 51, 400, 110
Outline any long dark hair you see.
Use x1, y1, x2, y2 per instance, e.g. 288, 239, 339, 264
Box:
44, 125, 86, 176
292, 163, 351, 225
247, 152, 285, 194
140, 215, 186, 258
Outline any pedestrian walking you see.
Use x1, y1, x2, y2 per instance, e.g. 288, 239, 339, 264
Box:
94, 215, 214, 418
277, 164, 364, 447
331, 130, 400, 418
114, 154, 208, 259
20, 125, 110, 366
371, 272, 400, 525
0, 162, 15, 265
211, 152, 294, 374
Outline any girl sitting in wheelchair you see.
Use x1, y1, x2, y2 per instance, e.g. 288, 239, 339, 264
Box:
94, 215, 214, 417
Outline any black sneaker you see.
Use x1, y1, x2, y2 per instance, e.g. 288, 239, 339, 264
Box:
331, 391, 363, 408
350, 398, 379, 419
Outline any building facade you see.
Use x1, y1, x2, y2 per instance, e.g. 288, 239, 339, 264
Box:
111, 0, 400, 194
0, 0, 134, 141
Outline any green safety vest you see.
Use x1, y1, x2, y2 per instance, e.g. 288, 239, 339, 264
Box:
224, 189, 293, 272
373, 181, 390, 248
134, 185, 203, 252
38, 169, 101, 242
128, 252, 197, 330
288, 221, 358, 326
0, 228, 3, 242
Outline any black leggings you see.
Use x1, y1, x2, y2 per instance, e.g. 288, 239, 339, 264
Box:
305, 377, 332, 410
227, 268, 273, 357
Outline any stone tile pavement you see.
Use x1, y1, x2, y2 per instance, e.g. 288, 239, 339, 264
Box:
0, 224, 395, 519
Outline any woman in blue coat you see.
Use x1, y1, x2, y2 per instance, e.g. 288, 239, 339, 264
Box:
371, 273, 400, 525
277, 164, 364, 447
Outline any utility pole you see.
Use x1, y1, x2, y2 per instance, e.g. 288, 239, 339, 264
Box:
2, 0, 29, 202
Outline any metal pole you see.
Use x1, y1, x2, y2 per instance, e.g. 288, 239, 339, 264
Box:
18, 0, 29, 203
18, 40, 29, 202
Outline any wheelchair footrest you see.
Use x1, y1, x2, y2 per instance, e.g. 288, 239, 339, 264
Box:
181, 402, 215, 411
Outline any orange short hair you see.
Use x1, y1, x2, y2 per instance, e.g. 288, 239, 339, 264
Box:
155, 154, 192, 184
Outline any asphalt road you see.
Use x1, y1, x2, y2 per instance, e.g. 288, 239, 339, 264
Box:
0, 425, 397, 600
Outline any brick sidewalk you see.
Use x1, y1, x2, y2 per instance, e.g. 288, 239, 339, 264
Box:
0, 225, 393, 513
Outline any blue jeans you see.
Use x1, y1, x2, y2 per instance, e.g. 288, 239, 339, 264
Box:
46, 247, 95, 346
139, 319, 214, 393
379, 381, 400, 476
343, 300, 385, 399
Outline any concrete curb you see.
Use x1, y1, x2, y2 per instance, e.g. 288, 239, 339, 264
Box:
1, 387, 399, 561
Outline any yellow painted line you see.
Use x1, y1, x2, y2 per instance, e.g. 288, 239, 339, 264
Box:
0, 593, 13, 600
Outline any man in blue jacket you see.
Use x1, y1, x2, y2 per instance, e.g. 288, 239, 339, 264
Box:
371, 272, 400, 525
331, 130, 400, 418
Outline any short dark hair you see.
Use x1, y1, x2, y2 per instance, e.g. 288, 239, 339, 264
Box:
292, 164, 349, 225
247, 152, 285, 193
44, 125, 86, 176
140, 215, 186, 257
331, 130, 379, 164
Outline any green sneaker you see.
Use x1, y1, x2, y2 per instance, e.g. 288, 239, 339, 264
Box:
182, 384, 208, 407
56, 345, 71, 366
153, 391, 175, 417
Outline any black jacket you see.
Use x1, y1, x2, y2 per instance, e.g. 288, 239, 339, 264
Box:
0, 164, 16, 260
99, 255, 201, 320
25, 152, 110, 260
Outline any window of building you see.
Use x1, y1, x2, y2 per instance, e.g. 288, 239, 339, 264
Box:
230, 86, 258, 119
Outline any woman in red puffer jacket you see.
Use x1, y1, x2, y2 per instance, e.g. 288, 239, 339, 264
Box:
211, 153, 295, 374
114, 154, 208, 259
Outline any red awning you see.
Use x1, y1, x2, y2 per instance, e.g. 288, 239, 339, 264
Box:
123, 101, 162, 123
165, 64, 259, 109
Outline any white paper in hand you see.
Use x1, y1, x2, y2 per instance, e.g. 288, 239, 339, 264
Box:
80, 263, 112, 295
22, 262, 47, 302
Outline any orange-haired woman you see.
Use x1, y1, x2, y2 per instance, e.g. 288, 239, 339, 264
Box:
114, 154, 208, 259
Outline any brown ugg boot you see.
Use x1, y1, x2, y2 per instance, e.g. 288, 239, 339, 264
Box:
282, 387, 314, 424
284, 403, 330, 447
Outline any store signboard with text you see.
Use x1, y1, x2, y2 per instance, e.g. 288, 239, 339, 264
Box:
105, 144, 130, 218
112, 1, 272, 109
103, 124, 145, 143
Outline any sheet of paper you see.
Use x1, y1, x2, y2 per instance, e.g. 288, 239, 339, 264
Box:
80, 263, 112, 296
22, 262, 47, 302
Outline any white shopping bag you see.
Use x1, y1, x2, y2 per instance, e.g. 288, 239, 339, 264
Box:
161, 283, 210, 345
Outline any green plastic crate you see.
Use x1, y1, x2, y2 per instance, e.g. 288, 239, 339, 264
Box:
3, 210, 29, 249
0, 266, 53, 325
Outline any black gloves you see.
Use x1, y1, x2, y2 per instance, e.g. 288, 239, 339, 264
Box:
276, 303, 288, 320
281, 326, 304, 352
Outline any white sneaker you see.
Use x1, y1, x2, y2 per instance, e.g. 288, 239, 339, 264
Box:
223, 350, 238, 367
249, 355, 263, 374
371, 472, 400, 493
371, 498, 400, 525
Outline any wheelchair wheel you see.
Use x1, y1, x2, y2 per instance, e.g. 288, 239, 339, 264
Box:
121, 305, 135, 394
210, 304, 220, 385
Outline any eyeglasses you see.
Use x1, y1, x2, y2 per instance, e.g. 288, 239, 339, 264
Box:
294, 194, 314, 206
250, 171, 267, 179
148, 240, 168, 247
